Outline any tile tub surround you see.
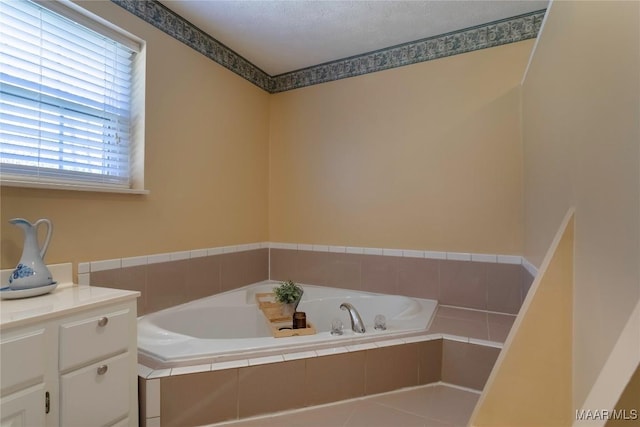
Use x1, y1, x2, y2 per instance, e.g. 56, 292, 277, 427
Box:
82, 243, 534, 316
139, 337, 499, 427
138, 305, 511, 426
88, 248, 269, 316
270, 248, 535, 315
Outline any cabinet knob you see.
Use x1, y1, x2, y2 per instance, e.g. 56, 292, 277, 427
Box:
97, 365, 108, 375
97, 317, 109, 327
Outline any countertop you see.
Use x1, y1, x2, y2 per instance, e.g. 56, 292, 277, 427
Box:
1, 284, 140, 330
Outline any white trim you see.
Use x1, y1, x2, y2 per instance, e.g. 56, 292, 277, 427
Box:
522, 257, 539, 277
34, 0, 143, 52
424, 251, 447, 260
497, 255, 523, 265
446, 252, 472, 261
122, 256, 147, 268
346, 246, 365, 255
522, 0, 554, 85
189, 249, 208, 259
0, 179, 150, 195
90, 258, 121, 272
403, 250, 424, 259
382, 248, 404, 257
471, 253, 498, 263
80, 242, 528, 276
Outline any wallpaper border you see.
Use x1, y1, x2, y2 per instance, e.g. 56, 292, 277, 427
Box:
110, 1, 545, 93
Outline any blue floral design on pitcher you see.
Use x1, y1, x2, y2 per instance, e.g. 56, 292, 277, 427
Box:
9, 263, 35, 284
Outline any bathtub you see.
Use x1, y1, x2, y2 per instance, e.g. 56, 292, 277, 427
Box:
138, 281, 438, 367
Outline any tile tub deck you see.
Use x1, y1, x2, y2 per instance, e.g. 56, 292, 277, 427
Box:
138, 305, 515, 427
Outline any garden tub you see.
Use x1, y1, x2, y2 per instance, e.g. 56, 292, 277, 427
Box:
137, 281, 438, 367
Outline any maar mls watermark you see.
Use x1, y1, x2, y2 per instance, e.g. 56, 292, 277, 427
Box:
576, 409, 639, 421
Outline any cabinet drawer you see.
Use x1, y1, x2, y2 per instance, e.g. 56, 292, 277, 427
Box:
59, 308, 130, 371
0, 329, 45, 395
60, 352, 130, 427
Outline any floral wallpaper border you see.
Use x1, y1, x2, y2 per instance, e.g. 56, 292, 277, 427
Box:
111, 0, 545, 93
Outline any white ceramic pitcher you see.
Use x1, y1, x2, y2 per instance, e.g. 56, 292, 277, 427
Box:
8, 218, 53, 289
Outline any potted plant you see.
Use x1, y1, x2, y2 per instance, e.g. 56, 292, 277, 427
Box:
273, 280, 303, 316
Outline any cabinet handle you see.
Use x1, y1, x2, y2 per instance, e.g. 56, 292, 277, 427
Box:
97, 365, 108, 375
97, 317, 109, 327
45, 391, 50, 414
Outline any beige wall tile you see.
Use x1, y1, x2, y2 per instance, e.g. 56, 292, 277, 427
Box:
91, 265, 147, 315
161, 369, 239, 426
419, 339, 443, 384
146, 260, 189, 313
441, 340, 500, 390
487, 313, 516, 343
186, 255, 221, 301
246, 248, 269, 284
487, 263, 523, 314
269, 249, 297, 282
365, 344, 421, 395
326, 252, 363, 290
361, 255, 400, 294
397, 257, 439, 299
428, 316, 488, 341
439, 260, 488, 310
238, 360, 306, 418
138, 377, 148, 422
305, 352, 366, 406
296, 250, 330, 286
220, 252, 249, 291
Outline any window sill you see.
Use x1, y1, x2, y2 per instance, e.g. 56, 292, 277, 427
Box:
0, 179, 149, 195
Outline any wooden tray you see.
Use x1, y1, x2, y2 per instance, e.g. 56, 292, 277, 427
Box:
255, 292, 290, 322
269, 321, 317, 338
255, 292, 317, 338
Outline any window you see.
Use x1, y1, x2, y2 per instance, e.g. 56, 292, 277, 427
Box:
0, 0, 146, 193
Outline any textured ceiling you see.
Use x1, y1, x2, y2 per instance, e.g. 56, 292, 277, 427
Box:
158, 0, 549, 76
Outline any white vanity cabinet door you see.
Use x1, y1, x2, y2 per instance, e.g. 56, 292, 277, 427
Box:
0, 384, 46, 427
0, 328, 46, 395
0, 286, 138, 427
60, 352, 130, 427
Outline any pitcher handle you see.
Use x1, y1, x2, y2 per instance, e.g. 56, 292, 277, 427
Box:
34, 219, 53, 259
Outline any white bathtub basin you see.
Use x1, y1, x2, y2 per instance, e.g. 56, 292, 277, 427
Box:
138, 281, 437, 366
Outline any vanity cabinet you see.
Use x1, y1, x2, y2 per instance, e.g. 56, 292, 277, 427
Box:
0, 286, 139, 427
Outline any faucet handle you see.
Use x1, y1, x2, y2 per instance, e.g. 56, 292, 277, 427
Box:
331, 318, 344, 335
374, 314, 387, 330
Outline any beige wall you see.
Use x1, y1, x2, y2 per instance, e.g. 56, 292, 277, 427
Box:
0, 1, 270, 269
471, 210, 574, 426
522, 0, 640, 410
607, 364, 640, 427
269, 40, 534, 254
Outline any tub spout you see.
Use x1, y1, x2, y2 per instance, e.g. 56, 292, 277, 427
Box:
340, 302, 366, 333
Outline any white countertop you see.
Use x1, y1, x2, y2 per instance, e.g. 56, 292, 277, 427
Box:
1, 284, 140, 330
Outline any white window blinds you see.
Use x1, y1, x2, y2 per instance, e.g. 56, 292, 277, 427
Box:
0, 0, 141, 190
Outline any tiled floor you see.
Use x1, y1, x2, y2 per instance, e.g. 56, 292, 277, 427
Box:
209, 383, 479, 427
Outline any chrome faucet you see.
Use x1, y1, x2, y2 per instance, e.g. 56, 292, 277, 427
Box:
340, 302, 366, 333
